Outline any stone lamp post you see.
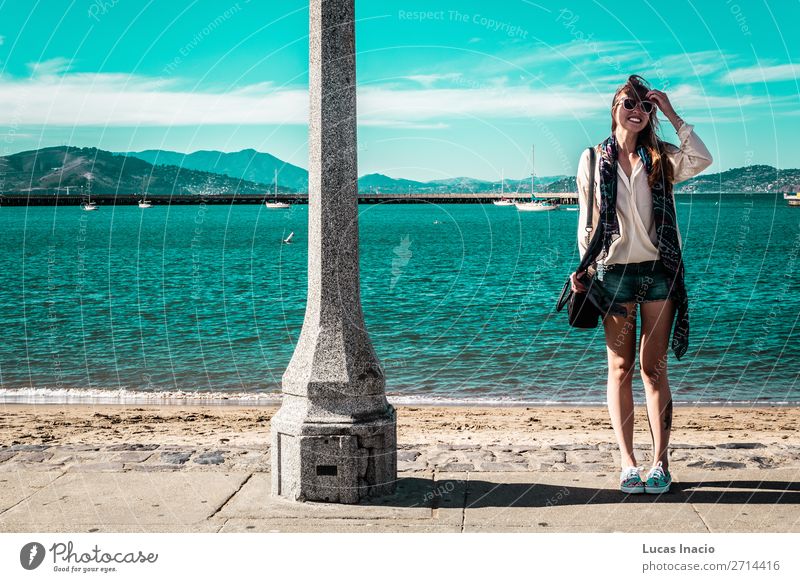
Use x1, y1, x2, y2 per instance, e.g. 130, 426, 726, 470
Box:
269, 0, 397, 504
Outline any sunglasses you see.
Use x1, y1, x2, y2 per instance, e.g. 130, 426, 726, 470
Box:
618, 97, 654, 114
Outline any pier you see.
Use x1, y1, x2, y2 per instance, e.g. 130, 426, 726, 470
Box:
1, 192, 578, 206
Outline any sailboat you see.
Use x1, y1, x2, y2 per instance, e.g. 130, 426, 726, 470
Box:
81, 175, 98, 210
138, 176, 153, 208
265, 168, 290, 208
515, 145, 558, 212
493, 169, 514, 205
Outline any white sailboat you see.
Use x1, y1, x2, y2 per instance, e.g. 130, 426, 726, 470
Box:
82, 176, 97, 210
493, 170, 514, 205
515, 145, 559, 212
266, 169, 290, 208
138, 177, 153, 208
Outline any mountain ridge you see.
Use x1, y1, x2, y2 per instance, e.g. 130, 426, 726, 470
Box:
2, 146, 798, 195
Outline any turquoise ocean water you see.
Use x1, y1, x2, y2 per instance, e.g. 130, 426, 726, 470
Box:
1, 193, 798, 404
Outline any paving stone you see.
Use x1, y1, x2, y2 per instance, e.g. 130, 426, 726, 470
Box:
0, 451, 18, 463
14, 451, 54, 463
687, 460, 747, 469
126, 464, 185, 472
397, 450, 421, 463
0, 462, 66, 473
114, 451, 153, 463
66, 462, 125, 473
566, 451, 613, 464
535, 452, 567, 464
438, 463, 474, 472
715, 442, 767, 450
194, 452, 225, 465
497, 447, 536, 454
59, 445, 102, 452
427, 452, 462, 465
548, 443, 599, 451
398, 465, 427, 473
555, 463, 612, 472
748, 456, 775, 469
527, 462, 556, 471
668, 451, 695, 462
106, 444, 159, 452
479, 462, 530, 472
161, 451, 193, 465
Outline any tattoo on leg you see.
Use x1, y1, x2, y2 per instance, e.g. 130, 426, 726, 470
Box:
644, 405, 655, 450
663, 398, 673, 432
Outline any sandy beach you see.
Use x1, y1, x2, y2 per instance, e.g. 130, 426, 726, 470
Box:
2, 403, 799, 450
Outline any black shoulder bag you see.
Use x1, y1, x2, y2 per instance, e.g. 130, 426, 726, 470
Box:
555, 147, 602, 328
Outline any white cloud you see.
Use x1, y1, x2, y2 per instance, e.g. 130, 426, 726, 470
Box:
401, 73, 463, 88
723, 63, 800, 84
27, 57, 72, 77
360, 85, 607, 121
668, 83, 761, 110
0, 67, 767, 128
0, 72, 308, 125
644, 51, 730, 79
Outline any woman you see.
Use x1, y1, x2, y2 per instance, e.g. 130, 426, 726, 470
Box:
570, 75, 712, 494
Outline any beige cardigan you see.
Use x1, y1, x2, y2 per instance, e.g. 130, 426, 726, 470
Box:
576, 122, 713, 264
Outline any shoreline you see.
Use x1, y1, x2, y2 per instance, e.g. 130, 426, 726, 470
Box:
1, 391, 799, 408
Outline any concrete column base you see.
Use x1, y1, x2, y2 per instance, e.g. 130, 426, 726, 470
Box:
270, 403, 397, 504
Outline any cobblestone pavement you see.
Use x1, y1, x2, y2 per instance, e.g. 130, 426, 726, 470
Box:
2, 439, 798, 474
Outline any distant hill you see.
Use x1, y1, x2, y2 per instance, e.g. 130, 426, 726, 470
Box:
521, 166, 800, 194
676, 165, 800, 193
124, 148, 308, 192
123, 148, 569, 194
5, 146, 798, 196
358, 174, 566, 194
0, 146, 277, 195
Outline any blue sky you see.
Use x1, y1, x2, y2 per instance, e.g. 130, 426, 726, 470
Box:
1, 0, 798, 180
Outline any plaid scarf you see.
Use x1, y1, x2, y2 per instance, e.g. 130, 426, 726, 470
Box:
592, 135, 690, 360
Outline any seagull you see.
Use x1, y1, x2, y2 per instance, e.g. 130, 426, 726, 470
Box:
283, 231, 294, 244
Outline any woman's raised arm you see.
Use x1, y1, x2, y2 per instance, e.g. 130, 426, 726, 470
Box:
646, 89, 713, 184
665, 122, 714, 184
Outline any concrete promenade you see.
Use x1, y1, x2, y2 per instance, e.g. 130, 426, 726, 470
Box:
2, 437, 798, 533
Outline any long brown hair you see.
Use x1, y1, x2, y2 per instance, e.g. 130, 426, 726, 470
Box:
611, 75, 674, 190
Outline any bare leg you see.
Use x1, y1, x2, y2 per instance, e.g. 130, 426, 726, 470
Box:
602, 303, 638, 468
639, 299, 676, 471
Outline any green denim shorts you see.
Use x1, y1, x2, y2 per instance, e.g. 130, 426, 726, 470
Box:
596, 260, 672, 304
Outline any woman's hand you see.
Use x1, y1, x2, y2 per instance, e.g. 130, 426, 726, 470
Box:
570, 270, 587, 293
646, 89, 682, 128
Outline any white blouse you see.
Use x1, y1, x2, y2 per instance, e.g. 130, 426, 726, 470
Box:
576, 122, 713, 264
